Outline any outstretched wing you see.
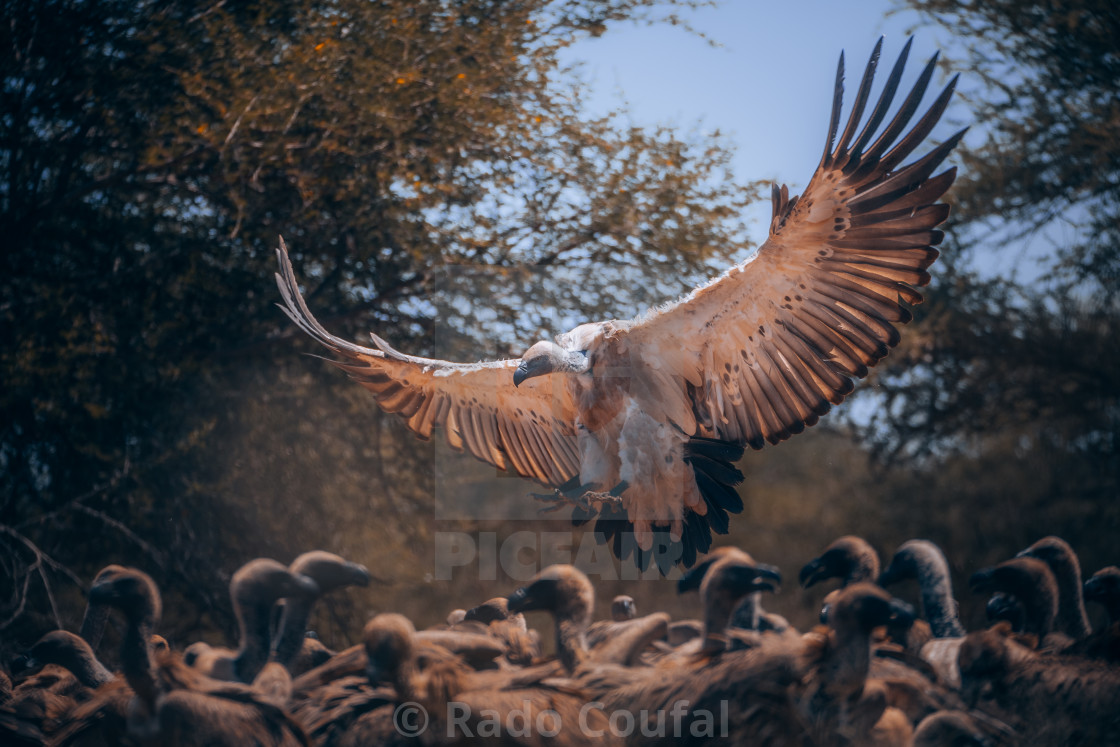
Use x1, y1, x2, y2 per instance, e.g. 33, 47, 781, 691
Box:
275, 239, 580, 486
622, 38, 965, 449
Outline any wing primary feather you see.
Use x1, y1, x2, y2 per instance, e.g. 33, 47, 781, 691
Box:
766, 331, 835, 416
792, 303, 874, 376
851, 129, 967, 210
855, 52, 939, 168
750, 356, 802, 437
872, 76, 961, 177
848, 37, 913, 161
769, 324, 849, 403
758, 339, 822, 421
832, 36, 883, 168
852, 167, 957, 217
821, 50, 846, 168
848, 202, 949, 230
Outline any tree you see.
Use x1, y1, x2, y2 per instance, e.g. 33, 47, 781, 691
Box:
830, 0, 1120, 585
0, 0, 758, 651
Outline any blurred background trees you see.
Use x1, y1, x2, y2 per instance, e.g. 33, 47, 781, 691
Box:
1, 0, 1117, 656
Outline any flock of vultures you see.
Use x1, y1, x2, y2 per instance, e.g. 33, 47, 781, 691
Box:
2, 536, 1119, 745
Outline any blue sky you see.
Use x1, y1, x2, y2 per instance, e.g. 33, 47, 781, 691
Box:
550, 2, 1052, 279
559, 2, 961, 190
556, 3, 1073, 286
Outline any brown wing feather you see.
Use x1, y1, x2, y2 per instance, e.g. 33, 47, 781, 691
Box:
275, 240, 579, 486
621, 38, 964, 449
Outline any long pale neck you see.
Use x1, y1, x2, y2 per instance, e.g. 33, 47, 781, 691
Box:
64, 645, 116, 688
914, 557, 966, 638
232, 597, 273, 683
730, 592, 762, 631
121, 615, 158, 712
556, 618, 589, 672
1051, 561, 1091, 639
79, 602, 110, 651
272, 596, 315, 669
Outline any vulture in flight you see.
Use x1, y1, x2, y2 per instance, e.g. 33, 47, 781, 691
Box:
275, 38, 964, 575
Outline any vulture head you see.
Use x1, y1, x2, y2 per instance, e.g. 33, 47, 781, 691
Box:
89, 566, 162, 627
464, 597, 515, 625
12, 631, 89, 675
820, 583, 914, 635
969, 557, 1058, 638
800, 536, 880, 589
513, 322, 607, 386
232, 558, 319, 607
363, 613, 416, 689
611, 595, 637, 622
506, 564, 594, 627
289, 551, 371, 594
1084, 566, 1120, 623
985, 591, 1026, 631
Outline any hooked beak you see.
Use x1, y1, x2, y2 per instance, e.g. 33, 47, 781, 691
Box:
506, 586, 532, 614
513, 362, 531, 388
799, 558, 828, 589
751, 563, 783, 594
513, 354, 554, 388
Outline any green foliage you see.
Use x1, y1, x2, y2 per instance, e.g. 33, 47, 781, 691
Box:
903, 0, 1120, 293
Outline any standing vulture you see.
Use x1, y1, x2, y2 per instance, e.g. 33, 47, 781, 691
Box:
275, 38, 963, 574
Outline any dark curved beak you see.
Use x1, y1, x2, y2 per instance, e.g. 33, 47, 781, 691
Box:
751, 563, 782, 593
350, 563, 372, 587
969, 567, 997, 594
513, 362, 531, 388
888, 597, 916, 627
799, 558, 826, 589
506, 586, 531, 614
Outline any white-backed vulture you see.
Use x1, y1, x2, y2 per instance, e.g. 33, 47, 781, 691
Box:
1016, 536, 1091, 640
272, 551, 371, 676
77, 564, 129, 653
184, 558, 319, 685
275, 38, 963, 574
969, 557, 1060, 642
85, 565, 311, 746
877, 539, 967, 688
878, 539, 965, 638
677, 546, 790, 636
1083, 566, 1120, 625
611, 595, 637, 622
298, 612, 616, 747
505, 565, 596, 673
12, 631, 114, 692
800, 535, 881, 591
457, 596, 541, 666
958, 626, 1120, 746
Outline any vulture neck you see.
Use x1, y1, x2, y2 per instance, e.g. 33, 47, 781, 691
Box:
730, 592, 763, 631
79, 602, 110, 651
908, 549, 966, 638
120, 606, 160, 716
232, 594, 274, 683
272, 595, 319, 670
556, 617, 590, 672
64, 641, 116, 688
1050, 559, 1092, 640
552, 345, 590, 375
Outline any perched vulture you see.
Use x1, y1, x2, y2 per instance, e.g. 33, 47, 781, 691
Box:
275, 38, 963, 574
